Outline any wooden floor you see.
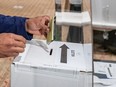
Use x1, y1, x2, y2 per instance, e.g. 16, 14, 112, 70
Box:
0, 0, 116, 87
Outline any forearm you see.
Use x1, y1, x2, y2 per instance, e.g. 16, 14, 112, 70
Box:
0, 14, 33, 40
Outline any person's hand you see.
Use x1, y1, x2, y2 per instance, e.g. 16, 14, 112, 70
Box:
0, 33, 26, 58
26, 15, 50, 37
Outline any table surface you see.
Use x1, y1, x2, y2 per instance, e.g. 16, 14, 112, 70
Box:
0, 0, 116, 87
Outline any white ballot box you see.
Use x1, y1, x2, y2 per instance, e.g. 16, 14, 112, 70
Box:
11, 40, 92, 87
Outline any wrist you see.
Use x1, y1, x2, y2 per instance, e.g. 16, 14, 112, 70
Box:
25, 18, 30, 32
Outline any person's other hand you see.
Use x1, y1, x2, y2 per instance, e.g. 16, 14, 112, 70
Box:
0, 33, 26, 58
26, 15, 50, 37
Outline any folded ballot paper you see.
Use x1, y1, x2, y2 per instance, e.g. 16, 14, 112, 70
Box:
56, 11, 91, 26
94, 61, 116, 87
47, 17, 54, 44
11, 39, 92, 87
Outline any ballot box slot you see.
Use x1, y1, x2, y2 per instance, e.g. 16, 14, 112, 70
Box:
49, 49, 53, 55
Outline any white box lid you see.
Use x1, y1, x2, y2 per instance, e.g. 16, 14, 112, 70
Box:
13, 40, 92, 72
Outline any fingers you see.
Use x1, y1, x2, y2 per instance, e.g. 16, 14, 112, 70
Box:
38, 20, 50, 35
7, 34, 26, 55
11, 38, 26, 48
26, 15, 50, 36
13, 41, 26, 48
40, 16, 50, 36
10, 46, 25, 53
4, 52, 19, 57
41, 16, 50, 26
0, 33, 26, 58
0, 52, 19, 58
10, 34, 26, 53
13, 34, 26, 44
36, 16, 50, 33
4, 45, 25, 57
3, 45, 25, 57
38, 25, 49, 35
8, 34, 26, 48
